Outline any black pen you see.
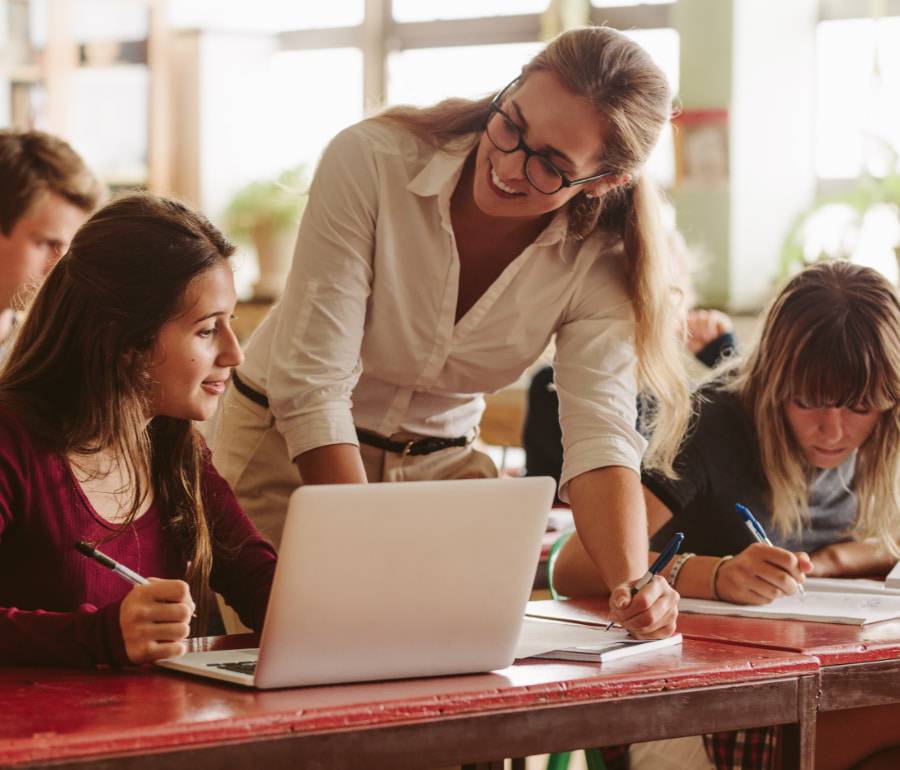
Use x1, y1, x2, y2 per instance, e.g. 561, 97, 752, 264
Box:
606, 532, 684, 630
76, 541, 149, 586
76, 541, 197, 617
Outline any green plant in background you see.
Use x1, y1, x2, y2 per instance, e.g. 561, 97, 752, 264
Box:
780, 140, 900, 278
223, 164, 308, 244
223, 165, 309, 301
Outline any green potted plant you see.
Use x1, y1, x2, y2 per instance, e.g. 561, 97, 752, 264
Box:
223, 165, 308, 301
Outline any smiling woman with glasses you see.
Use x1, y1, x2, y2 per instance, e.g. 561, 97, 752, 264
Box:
485, 79, 615, 195
213, 25, 692, 645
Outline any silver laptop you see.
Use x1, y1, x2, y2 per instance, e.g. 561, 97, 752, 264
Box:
156, 476, 555, 689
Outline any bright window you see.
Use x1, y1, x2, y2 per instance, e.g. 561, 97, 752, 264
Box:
816, 17, 900, 179
392, 1, 547, 23
387, 43, 544, 105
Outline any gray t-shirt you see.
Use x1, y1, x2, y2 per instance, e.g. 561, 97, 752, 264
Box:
645, 386, 856, 557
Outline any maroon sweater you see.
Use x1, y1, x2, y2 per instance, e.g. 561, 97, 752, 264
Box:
0, 406, 276, 668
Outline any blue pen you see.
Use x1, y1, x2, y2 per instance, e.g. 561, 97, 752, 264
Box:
735, 504, 806, 596
606, 532, 684, 630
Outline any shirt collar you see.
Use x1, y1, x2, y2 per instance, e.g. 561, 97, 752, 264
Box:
407, 134, 570, 251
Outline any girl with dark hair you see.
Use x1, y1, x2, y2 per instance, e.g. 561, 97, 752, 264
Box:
215, 26, 694, 639
0, 192, 276, 667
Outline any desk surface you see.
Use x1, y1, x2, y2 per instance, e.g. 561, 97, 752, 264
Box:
528, 597, 900, 666
528, 596, 900, 718
1, 632, 817, 770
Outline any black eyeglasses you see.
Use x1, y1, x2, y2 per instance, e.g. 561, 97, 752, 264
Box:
485, 79, 612, 195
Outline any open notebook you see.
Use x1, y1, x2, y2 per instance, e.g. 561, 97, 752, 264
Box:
156, 476, 555, 689
678, 588, 900, 625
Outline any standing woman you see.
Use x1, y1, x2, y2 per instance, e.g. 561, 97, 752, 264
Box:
215, 26, 690, 638
0, 193, 276, 667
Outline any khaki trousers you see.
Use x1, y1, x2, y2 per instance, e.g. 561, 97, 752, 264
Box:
212, 383, 498, 631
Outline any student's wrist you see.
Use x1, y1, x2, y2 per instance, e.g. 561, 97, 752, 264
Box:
666, 552, 695, 589
667, 555, 725, 600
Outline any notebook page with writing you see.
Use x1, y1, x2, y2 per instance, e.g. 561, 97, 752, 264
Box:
679, 591, 900, 625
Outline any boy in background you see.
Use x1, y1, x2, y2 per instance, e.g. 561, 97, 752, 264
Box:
0, 129, 105, 346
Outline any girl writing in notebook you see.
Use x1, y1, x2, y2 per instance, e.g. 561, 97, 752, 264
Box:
0, 192, 276, 668
552, 259, 900, 770
554, 259, 900, 602
214, 26, 692, 639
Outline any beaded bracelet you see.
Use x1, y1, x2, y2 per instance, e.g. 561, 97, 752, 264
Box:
667, 552, 695, 588
710, 555, 733, 600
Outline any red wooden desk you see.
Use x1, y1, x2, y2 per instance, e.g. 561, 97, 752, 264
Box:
674, 609, 900, 714
1, 632, 818, 770
529, 596, 900, 763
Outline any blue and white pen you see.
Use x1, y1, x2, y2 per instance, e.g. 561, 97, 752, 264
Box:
735, 504, 806, 595
606, 532, 684, 630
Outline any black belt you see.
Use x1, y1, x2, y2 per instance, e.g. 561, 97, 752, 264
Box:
233, 371, 469, 457
356, 429, 470, 457
232, 370, 269, 408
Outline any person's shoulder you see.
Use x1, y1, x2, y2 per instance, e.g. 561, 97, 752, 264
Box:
692, 381, 741, 418
329, 118, 431, 163
688, 383, 755, 450
0, 403, 25, 434
0, 402, 41, 457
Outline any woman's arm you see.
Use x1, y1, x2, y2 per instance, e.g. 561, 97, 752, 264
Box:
294, 443, 367, 485
264, 125, 381, 462
553, 467, 678, 640
204, 460, 278, 632
808, 539, 896, 578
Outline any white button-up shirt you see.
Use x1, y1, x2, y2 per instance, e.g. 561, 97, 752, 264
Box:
238, 119, 646, 500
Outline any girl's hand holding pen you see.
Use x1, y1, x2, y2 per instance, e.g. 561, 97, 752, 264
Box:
119, 579, 196, 664
714, 543, 812, 605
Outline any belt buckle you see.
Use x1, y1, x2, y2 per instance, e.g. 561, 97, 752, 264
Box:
402, 440, 416, 457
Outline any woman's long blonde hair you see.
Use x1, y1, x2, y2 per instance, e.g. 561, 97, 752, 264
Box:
725, 260, 900, 552
375, 26, 690, 472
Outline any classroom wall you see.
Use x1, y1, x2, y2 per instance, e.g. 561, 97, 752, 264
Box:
672, 0, 819, 310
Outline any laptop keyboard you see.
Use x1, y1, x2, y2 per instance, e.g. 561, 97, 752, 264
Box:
208, 660, 257, 675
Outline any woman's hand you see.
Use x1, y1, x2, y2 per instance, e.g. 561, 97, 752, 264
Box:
119, 579, 195, 664
606, 575, 679, 640
715, 543, 812, 605
684, 309, 734, 355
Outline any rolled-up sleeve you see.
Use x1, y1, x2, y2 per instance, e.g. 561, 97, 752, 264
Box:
265, 126, 380, 460
553, 250, 646, 502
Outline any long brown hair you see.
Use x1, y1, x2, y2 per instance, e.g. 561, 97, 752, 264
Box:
375, 26, 689, 472
726, 260, 900, 549
0, 192, 236, 623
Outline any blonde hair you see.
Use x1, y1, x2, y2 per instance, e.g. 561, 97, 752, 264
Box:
376, 26, 690, 472
725, 260, 900, 552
